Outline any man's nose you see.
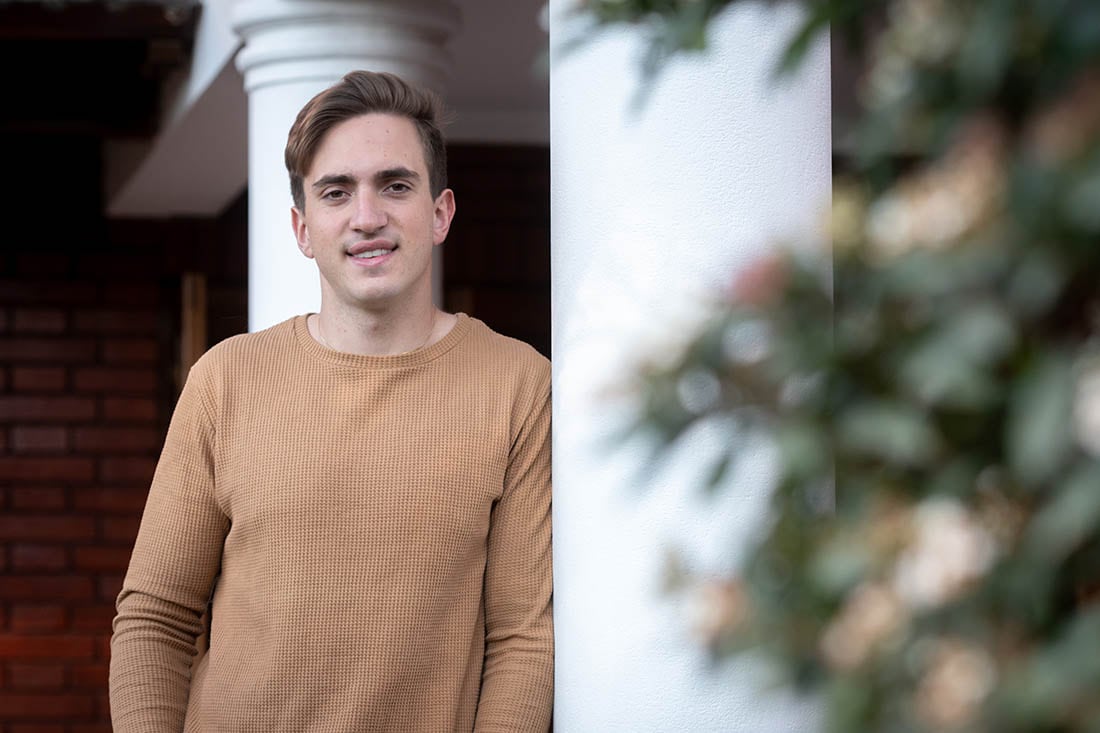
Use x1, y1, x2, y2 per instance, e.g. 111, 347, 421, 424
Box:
350, 193, 387, 232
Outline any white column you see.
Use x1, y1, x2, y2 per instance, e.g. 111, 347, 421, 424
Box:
233, 0, 460, 332
550, 2, 830, 731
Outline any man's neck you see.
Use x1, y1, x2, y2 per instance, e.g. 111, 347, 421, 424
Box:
310, 300, 452, 356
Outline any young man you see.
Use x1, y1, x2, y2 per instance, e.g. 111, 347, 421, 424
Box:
109, 71, 553, 732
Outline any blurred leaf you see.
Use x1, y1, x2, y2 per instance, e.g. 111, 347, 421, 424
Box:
994, 608, 1100, 730
898, 300, 1015, 408
824, 676, 875, 733
899, 346, 998, 409
1006, 352, 1075, 487
810, 537, 873, 597
838, 401, 941, 466
1022, 461, 1100, 562
956, 0, 1014, 96
1005, 246, 1068, 318
1063, 162, 1100, 233
776, 421, 830, 483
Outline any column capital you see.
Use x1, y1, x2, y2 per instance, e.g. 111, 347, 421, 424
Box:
232, 0, 461, 93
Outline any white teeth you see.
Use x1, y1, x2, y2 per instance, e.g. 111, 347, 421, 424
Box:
352, 249, 390, 259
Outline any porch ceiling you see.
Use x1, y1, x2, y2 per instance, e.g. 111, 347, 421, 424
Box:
0, 1, 199, 137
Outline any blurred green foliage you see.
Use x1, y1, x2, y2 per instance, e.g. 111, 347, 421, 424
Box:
580, 0, 1100, 729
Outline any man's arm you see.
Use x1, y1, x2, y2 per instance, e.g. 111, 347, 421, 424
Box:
109, 360, 229, 731
475, 368, 554, 732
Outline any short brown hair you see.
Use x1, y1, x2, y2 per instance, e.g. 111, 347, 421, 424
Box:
284, 70, 448, 211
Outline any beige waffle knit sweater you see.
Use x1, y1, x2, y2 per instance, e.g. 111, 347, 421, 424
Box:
109, 314, 553, 732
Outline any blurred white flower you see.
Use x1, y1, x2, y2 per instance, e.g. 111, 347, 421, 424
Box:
866, 118, 1005, 259
688, 579, 749, 647
891, 0, 963, 65
893, 497, 997, 609
914, 638, 996, 729
820, 582, 907, 670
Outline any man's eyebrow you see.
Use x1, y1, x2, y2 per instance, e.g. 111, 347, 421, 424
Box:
311, 173, 356, 191
375, 167, 421, 184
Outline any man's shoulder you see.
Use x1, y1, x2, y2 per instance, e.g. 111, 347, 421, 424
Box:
461, 316, 550, 379
187, 317, 300, 381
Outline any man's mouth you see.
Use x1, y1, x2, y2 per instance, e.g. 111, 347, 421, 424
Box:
351, 248, 393, 259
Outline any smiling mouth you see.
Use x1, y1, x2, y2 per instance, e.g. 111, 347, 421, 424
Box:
351, 248, 393, 259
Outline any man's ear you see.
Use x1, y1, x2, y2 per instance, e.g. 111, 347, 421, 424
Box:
432, 189, 456, 246
291, 206, 313, 259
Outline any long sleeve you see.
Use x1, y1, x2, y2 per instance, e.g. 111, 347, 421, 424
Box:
109, 359, 229, 731
474, 369, 554, 732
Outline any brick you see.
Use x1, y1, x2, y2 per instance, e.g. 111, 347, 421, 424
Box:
73, 427, 159, 454
0, 516, 95, 541
12, 309, 66, 334
0, 396, 96, 422
10, 545, 68, 572
7, 664, 66, 689
75, 252, 162, 280
16, 254, 71, 277
0, 635, 95, 659
69, 662, 108, 688
101, 397, 158, 423
0, 457, 94, 482
73, 310, 157, 335
9, 606, 66, 634
100, 282, 159, 307
73, 367, 156, 394
98, 457, 156, 485
98, 516, 142, 544
74, 547, 131, 572
0, 692, 95, 719
8, 488, 66, 511
101, 338, 159, 364
71, 724, 112, 733
11, 367, 67, 392
97, 575, 124, 603
10, 427, 69, 454
0, 280, 98, 306
0, 577, 95, 602
69, 606, 116, 634
71, 487, 147, 514
0, 338, 96, 363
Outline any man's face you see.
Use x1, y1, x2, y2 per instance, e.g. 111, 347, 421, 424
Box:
291, 113, 455, 313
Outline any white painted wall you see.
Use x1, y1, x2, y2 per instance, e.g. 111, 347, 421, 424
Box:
549, 2, 831, 729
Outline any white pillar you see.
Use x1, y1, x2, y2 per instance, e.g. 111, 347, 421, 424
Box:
550, 2, 830, 730
233, 0, 460, 332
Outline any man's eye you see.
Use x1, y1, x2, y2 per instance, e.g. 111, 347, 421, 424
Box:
322, 190, 348, 201
386, 182, 411, 194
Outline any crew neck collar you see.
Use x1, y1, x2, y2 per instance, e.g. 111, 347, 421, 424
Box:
292, 312, 470, 369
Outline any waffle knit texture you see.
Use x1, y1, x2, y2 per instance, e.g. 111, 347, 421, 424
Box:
109, 314, 553, 732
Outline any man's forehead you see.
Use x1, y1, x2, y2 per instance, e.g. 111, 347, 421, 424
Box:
309, 113, 427, 175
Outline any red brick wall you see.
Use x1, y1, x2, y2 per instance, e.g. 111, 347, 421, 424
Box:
0, 255, 167, 732
0, 179, 246, 729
